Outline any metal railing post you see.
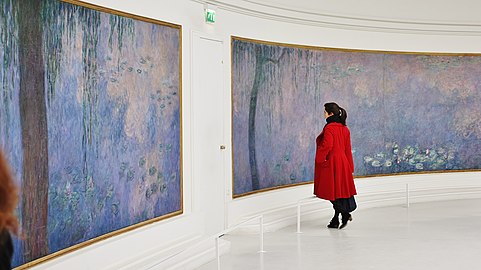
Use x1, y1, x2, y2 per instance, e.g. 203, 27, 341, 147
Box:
296, 202, 302, 234
406, 183, 410, 208
216, 237, 221, 270
259, 215, 266, 253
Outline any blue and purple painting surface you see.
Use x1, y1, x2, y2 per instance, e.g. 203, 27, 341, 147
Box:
232, 37, 481, 197
0, 0, 181, 267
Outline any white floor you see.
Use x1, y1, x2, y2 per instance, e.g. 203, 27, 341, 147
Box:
196, 198, 481, 270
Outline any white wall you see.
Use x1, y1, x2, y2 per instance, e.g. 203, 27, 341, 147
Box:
29, 0, 481, 269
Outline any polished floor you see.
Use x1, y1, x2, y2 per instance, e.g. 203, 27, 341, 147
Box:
196, 198, 481, 270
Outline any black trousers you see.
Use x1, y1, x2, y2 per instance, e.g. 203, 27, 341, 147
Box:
330, 196, 357, 214
0, 230, 13, 270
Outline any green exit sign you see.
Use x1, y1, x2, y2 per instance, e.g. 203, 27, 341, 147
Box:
205, 9, 216, 23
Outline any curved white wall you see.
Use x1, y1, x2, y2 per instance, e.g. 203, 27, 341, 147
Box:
29, 1, 481, 269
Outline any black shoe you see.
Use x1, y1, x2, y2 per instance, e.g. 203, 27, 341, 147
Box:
327, 217, 339, 229
339, 214, 352, 229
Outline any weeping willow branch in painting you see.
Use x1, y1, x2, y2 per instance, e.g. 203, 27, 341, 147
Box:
80, 7, 102, 181
0, 1, 25, 266
249, 45, 287, 190
42, 0, 134, 181
42, 1, 134, 103
0, 0, 18, 145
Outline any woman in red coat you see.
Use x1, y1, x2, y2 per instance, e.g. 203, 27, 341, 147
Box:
314, 102, 357, 229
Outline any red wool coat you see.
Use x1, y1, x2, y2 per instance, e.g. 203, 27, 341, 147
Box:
314, 122, 357, 201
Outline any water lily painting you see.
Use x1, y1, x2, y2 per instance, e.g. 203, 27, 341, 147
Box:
232, 36, 481, 197
0, 0, 181, 267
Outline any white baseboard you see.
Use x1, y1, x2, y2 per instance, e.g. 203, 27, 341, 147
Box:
103, 234, 200, 270
164, 238, 230, 270
103, 234, 230, 270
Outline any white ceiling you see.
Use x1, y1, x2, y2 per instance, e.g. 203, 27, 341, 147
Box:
214, 0, 481, 24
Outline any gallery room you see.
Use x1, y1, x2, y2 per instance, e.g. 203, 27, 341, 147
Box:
1, 0, 480, 269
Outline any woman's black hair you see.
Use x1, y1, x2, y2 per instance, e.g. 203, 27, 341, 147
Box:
324, 102, 347, 126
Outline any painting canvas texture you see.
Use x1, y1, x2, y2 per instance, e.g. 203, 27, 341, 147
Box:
232, 37, 481, 197
0, 0, 181, 267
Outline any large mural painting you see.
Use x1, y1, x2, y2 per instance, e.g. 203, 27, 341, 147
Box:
232, 36, 481, 197
0, 0, 181, 267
